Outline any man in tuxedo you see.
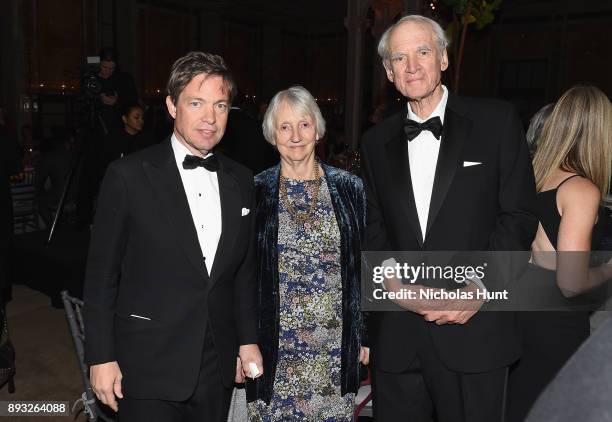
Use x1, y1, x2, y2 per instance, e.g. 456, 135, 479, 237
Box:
84, 51, 262, 421
361, 15, 537, 422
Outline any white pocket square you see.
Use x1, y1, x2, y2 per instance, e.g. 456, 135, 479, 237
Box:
241, 207, 250, 216
463, 161, 482, 167
129, 314, 151, 321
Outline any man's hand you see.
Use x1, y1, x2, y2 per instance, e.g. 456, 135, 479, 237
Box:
90, 361, 123, 412
359, 347, 370, 365
384, 275, 449, 315
101, 93, 118, 106
382, 271, 484, 324
239, 344, 263, 379
422, 283, 485, 325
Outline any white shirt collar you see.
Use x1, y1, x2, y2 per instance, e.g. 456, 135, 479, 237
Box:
406, 85, 448, 124
170, 133, 213, 165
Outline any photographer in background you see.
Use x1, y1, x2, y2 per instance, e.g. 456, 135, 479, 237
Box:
76, 47, 139, 227
96, 47, 138, 134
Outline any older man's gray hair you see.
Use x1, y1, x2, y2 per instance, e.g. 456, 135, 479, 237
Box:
377, 15, 449, 63
262, 85, 326, 145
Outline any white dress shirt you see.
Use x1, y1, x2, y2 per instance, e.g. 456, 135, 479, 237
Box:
407, 85, 448, 241
171, 134, 222, 271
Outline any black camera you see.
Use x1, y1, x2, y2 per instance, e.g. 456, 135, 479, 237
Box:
80, 56, 103, 99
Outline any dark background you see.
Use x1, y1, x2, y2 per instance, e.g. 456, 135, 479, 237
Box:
1, 0, 611, 303
1, 0, 611, 147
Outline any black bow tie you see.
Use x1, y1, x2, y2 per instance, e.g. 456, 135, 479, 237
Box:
404, 116, 443, 141
182, 154, 219, 172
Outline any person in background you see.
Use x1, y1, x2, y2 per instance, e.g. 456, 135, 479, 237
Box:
0, 106, 21, 393
104, 104, 152, 163
76, 47, 139, 227
246, 85, 368, 421
96, 47, 138, 134
0, 106, 21, 301
526, 103, 554, 157
507, 85, 612, 422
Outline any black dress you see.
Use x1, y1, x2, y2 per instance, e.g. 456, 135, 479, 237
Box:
507, 175, 608, 422
104, 128, 153, 162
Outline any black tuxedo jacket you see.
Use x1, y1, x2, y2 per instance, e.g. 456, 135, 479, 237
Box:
361, 94, 537, 373
83, 138, 257, 400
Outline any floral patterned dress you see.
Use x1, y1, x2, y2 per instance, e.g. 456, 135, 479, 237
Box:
248, 175, 354, 421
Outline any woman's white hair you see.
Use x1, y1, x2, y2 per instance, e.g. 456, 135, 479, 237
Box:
262, 85, 326, 145
377, 15, 449, 63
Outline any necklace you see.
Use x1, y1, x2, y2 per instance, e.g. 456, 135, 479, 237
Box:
279, 159, 321, 229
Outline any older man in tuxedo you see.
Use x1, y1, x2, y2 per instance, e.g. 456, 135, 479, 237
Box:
361, 15, 537, 422
84, 51, 262, 421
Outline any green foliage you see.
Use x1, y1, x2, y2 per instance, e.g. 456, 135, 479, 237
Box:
437, 0, 502, 51
440, 0, 469, 15
439, 0, 502, 34
435, 0, 503, 92
472, 0, 502, 29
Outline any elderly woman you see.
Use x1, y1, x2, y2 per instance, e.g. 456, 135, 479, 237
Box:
245, 86, 368, 421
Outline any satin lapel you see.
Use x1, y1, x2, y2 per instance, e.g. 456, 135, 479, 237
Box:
209, 158, 242, 285
385, 126, 424, 248
425, 105, 472, 238
142, 141, 210, 281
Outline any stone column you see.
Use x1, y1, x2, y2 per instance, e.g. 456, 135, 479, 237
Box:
0, 0, 26, 136
344, 0, 369, 149
369, 0, 405, 114
114, 0, 138, 76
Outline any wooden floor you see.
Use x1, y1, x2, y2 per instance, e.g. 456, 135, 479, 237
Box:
0, 284, 88, 422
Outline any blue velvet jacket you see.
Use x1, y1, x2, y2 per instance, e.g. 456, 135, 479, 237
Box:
245, 163, 367, 404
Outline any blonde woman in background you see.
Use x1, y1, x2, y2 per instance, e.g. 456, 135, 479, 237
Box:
507, 85, 612, 422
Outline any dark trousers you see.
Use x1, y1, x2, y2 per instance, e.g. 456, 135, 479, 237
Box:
506, 311, 589, 422
372, 329, 509, 422
117, 332, 232, 422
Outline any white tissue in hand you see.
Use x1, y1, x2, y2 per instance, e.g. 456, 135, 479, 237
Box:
249, 362, 260, 378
